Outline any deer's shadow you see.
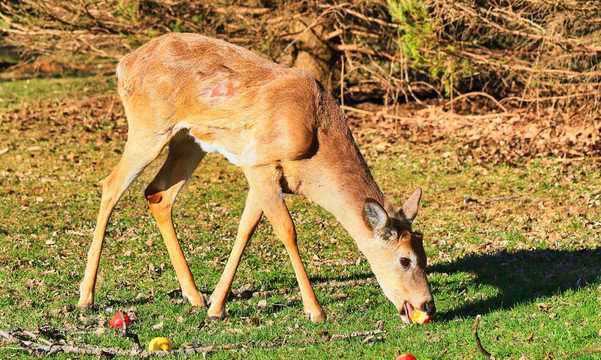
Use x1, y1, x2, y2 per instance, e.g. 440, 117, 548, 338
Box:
429, 247, 601, 321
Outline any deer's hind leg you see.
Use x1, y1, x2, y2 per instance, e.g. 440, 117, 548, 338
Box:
78, 134, 167, 309
145, 131, 207, 307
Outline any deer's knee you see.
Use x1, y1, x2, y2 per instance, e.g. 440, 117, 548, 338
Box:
146, 189, 171, 220
276, 220, 297, 247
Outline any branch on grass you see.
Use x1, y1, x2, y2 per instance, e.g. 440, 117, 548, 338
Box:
463, 195, 533, 204
241, 278, 378, 298
0, 323, 386, 357
472, 314, 496, 360
562, 347, 601, 359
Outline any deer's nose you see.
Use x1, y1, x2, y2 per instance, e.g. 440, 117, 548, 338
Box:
421, 299, 436, 316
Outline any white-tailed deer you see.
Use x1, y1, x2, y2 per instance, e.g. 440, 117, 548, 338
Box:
78, 33, 435, 323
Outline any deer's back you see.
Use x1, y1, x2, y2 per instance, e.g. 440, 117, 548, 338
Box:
116, 33, 325, 167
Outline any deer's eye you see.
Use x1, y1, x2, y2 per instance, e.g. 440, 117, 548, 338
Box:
400, 257, 411, 267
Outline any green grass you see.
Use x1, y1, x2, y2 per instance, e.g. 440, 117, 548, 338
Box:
0, 76, 600, 359
0, 74, 115, 109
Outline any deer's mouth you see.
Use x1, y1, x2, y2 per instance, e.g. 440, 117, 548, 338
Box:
399, 300, 414, 324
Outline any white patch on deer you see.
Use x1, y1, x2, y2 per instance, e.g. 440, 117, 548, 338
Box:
172, 121, 239, 166
195, 140, 239, 166
238, 138, 258, 166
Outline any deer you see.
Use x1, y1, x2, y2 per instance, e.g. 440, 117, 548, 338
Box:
77, 33, 435, 323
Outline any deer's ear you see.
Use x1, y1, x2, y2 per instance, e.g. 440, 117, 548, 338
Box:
363, 198, 388, 231
400, 188, 422, 223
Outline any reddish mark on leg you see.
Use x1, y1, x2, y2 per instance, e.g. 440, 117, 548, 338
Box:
210, 80, 238, 97
147, 193, 163, 204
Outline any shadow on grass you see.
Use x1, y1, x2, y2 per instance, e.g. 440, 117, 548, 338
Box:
94, 248, 601, 322
429, 247, 601, 321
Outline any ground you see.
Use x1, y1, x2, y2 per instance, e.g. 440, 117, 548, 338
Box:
0, 73, 599, 359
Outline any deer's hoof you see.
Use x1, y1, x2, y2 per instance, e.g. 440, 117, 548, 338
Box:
183, 290, 206, 308
307, 307, 326, 323
207, 315, 223, 322
206, 300, 225, 321
77, 302, 94, 310
77, 292, 95, 309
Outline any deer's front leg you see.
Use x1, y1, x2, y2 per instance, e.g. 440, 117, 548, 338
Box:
245, 166, 326, 323
207, 188, 263, 320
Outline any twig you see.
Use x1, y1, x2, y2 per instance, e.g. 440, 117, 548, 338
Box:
450, 112, 515, 120
341, 105, 414, 121
472, 315, 496, 360
463, 195, 533, 204
247, 278, 377, 298
500, 91, 601, 103
213, 6, 272, 16
281, 6, 341, 54
335, 44, 376, 56
340, 8, 401, 29
315, 278, 377, 289
341, 105, 375, 116
101, 98, 116, 125
340, 54, 345, 107
446, 92, 509, 113
0, 324, 386, 356
562, 346, 601, 359
22, 331, 53, 346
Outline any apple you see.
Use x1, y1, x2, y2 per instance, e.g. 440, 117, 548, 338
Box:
410, 309, 431, 325
109, 311, 131, 327
148, 337, 172, 351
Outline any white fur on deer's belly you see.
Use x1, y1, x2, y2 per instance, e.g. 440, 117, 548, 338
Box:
172, 121, 240, 166
195, 139, 240, 166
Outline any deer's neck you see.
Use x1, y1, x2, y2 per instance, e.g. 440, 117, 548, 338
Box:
294, 125, 395, 246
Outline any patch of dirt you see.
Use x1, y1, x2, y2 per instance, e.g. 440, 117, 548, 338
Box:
346, 97, 601, 165
1, 96, 126, 140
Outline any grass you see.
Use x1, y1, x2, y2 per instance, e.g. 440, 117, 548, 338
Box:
0, 75, 600, 359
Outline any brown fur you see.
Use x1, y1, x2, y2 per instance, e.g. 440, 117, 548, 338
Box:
77, 33, 435, 322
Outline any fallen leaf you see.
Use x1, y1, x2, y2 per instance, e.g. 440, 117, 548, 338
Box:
257, 299, 267, 309
537, 303, 550, 312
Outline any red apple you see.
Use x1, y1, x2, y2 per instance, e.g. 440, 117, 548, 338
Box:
410, 309, 431, 325
397, 354, 416, 360
109, 311, 131, 327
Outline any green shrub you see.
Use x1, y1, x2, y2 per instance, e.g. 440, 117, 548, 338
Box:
388, 0, 471, 95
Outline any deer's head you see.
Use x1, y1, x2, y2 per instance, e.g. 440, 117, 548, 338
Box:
362, 188, 435, 323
